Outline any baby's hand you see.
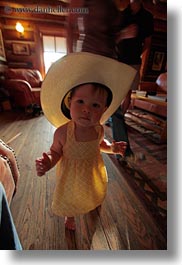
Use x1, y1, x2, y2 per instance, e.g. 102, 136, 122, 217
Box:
35, 152, 51, 177
111, 141, 127, 157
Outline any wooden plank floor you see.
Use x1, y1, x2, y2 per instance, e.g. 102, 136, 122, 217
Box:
0, 111, 167, 250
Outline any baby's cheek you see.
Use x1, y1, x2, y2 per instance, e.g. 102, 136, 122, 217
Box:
93, 111, 103, 120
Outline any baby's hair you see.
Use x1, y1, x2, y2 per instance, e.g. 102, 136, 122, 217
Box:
69, 83, 113, 107
61, 82, 113, 120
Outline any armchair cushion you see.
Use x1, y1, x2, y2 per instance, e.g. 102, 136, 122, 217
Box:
4, 68, 42, 108
5, 69, 42, 88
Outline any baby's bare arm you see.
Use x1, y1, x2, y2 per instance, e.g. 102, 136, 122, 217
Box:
100, 139, 114, 154
99, 126, 127, 156
100, 139, 127, 156
35, 125, 66, 176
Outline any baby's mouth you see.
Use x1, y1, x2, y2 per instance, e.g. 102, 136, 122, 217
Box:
80, 116, 90, 121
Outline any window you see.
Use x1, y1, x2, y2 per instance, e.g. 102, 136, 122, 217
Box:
43, 35, 67, 73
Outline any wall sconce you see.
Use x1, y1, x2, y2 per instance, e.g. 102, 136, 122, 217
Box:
15, 22, 24, 38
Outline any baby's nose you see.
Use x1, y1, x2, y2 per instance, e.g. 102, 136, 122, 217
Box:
83, 105, 90, 113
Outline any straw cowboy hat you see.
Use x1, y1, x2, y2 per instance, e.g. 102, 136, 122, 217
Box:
41, 52, 136, 127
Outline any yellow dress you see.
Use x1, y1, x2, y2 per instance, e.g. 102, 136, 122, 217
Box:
52, 121, 108, 217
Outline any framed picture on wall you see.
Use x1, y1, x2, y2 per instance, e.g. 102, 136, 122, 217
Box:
152, 51, 165, 71
0, 29, 6, 61
12, 42, 30, 55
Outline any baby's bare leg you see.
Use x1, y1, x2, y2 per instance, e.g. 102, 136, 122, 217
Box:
64, 216, 76, 230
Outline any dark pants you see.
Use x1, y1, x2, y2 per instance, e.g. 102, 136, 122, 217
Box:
0, 182, 22, 250
111, 107, 133, 157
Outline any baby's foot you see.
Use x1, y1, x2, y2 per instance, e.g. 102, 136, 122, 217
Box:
64, 216, 76, 230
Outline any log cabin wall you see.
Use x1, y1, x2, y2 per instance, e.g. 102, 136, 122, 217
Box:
0, 0, 166, 81
0, 18, 67, 78
0, 0, 68, 78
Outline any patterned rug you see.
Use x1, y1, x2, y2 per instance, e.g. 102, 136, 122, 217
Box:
104, 124, 167, 238
125, 109, 167, 144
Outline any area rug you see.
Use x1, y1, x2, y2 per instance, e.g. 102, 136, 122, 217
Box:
104, 123, 167, 239
125, 109, 167, 144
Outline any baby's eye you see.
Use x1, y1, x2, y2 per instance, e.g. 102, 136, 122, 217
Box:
92, 103, 101, 108
77, 99, 84, 104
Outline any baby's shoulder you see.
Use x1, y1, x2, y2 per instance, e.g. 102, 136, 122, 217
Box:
55, 123, 68, 137
54, 123, 69, 143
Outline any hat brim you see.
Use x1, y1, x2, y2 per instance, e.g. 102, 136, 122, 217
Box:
41, 52, 136, 127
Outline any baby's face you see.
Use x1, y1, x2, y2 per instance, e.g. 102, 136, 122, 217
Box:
69, 84, 107, 127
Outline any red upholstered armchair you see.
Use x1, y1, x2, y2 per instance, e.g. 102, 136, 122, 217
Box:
4, 68, 42, 108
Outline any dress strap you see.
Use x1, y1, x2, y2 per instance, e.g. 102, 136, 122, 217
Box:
95, 124, 103, 143
66, 120, 75, 143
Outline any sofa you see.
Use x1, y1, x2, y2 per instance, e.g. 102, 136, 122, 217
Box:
4, 68, 42, 108
0, 140, 22, 249
0, 157, 15, 204
0, 139, 20, 204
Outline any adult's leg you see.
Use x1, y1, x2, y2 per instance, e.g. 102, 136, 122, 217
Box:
121, 64, 140, 114
111, 65, 141, 158
111, 107, 133, 157
64, 216, 76, 230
